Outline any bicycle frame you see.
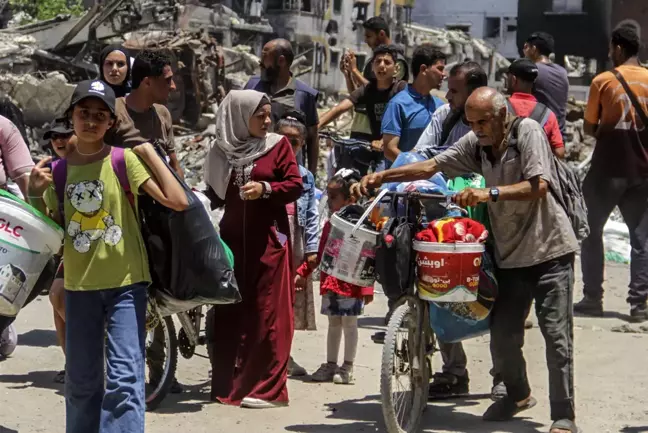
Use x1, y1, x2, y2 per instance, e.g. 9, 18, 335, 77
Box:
176, 307, 202, 347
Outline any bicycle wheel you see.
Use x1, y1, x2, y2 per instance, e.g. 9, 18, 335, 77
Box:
380, 299, 430, 433
145, 315, 178, 411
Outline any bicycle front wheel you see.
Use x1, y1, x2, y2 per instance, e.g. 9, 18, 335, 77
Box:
145, 315, 178, 411
380, 299, 430, 433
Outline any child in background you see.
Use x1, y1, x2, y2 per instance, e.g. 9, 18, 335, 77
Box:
296, 169, 374, 385
28, 80, 188, 433
42, 119, 76, 384
276, 111, 320, 377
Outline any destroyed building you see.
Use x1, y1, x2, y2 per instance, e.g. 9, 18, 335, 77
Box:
243, 0, 509, 95
518, 0, 647, 83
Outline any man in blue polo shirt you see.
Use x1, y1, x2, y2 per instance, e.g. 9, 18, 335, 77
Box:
245, 39, 320, 175
381, 45, 446, 167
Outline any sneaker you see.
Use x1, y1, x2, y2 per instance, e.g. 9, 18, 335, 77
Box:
333, 364, 354, 385
288, 357, 308, 377
630, 303, 648, 323
573, 296, 604, 317
310, 363, 337, 382
490, 381, 507, 401
241, 397, 288, 409
428, 371, 469, 399
0, 324, 17, 358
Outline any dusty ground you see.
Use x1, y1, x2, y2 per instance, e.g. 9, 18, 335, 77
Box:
1, 261, 647, 433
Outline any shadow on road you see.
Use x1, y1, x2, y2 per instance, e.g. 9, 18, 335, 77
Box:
0, 370, 64, 396
358, 316, 387, 330
0, 426, 19, 433
621, 428, 648, 433
285, 394, 545, 433
17, 329, 58, 348
152, 380, 214, 414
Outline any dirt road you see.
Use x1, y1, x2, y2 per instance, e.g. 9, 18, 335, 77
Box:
1, 262, 647, 433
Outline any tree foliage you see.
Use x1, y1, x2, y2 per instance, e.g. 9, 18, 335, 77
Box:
10, 0, 85, 23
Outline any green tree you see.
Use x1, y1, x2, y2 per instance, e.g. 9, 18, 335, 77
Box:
10, 0, 85, 23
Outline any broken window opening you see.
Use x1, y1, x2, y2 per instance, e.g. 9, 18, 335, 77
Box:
551, 0, 583, 13
484, 17, 501, 39
353, 2, 369, 23
330, 50, 340, 68
302, 0, 312, 13
333, 0, 342, 14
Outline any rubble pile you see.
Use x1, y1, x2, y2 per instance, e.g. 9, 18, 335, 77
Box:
403, 25, 511, 73
0, 72, 75, 127
0, 32, 37, 73
175, 133, 210, 187
123, 30, 226, 127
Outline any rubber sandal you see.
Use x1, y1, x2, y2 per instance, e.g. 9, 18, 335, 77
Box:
483, 396, 537, 421
550, 419, 580, 433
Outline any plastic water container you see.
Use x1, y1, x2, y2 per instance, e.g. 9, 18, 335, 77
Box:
0, 190, 64, 316
413, 241, 485, 303
319, 196, 385, 287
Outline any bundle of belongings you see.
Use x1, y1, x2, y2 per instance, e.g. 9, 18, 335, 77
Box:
415, 217, 489, 243
417, 217, 497, 343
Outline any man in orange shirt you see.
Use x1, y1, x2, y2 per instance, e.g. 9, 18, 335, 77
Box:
506, 58, 565, 158
575, 25, 648, 321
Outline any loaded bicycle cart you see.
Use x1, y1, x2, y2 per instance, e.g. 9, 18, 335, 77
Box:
319, 189, 496, 433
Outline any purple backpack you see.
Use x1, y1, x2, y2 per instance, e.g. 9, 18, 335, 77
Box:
51, 146, 135, 222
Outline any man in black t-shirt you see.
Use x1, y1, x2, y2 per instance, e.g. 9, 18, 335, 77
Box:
320, 45, 407, 145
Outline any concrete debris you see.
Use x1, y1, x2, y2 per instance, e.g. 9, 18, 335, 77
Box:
0, 72, 75, 127
404, 24, 511, 74
0, 32, 38, 73
175, 134, 210, 187
123, 29, 226, 127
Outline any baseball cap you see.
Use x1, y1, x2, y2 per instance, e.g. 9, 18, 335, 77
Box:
69, 80, 116, 114
508, 58, 539, 82
43, 119, 74, 140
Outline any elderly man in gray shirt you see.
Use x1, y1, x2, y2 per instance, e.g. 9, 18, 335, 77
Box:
354, 87, 579, 433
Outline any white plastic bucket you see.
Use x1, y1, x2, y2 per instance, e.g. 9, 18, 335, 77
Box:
319, 196, 384, 287
413, 241, 484, 303
0, 191, 63, 316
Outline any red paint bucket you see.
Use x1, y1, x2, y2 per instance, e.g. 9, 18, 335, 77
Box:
413, 241, 484, 303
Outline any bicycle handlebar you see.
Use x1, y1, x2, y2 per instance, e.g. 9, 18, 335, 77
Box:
377, 190, 448, 201
319, 131, 372, 148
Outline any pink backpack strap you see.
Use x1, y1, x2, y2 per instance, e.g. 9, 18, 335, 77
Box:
51, 159, 67, 221
110, 147, 135, 209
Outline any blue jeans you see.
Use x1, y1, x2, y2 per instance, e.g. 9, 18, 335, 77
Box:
65, 283, 147, 433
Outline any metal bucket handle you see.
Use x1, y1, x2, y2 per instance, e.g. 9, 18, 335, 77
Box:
351, 188, 389, 237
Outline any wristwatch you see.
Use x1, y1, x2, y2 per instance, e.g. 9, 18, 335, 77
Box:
489, 187, 500, 203
261, 181, 272, 199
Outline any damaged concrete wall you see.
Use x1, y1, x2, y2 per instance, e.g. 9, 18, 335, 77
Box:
0, 72, 75, 126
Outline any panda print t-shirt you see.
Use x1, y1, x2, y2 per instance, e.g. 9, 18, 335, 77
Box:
43, 148, 151, 291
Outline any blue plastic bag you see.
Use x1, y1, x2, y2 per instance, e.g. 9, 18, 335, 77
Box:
428, 252, 498, 343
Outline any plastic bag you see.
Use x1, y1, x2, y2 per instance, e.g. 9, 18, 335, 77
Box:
382, 153, 449, 193
604, 220, 631, 264
139, 149, 240, 306
428, 251, 498, 343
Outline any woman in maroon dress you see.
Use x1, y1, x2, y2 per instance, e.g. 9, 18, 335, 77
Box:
205, 90, 303, 409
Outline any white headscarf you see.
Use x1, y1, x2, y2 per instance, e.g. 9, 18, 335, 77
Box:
205, 90, 283, 199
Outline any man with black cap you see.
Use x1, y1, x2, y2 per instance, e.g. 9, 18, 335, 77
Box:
507, 58, 565, 158
523, 32, 569, 136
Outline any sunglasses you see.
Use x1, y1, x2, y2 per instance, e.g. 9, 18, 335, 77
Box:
50, 133, 73, 141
